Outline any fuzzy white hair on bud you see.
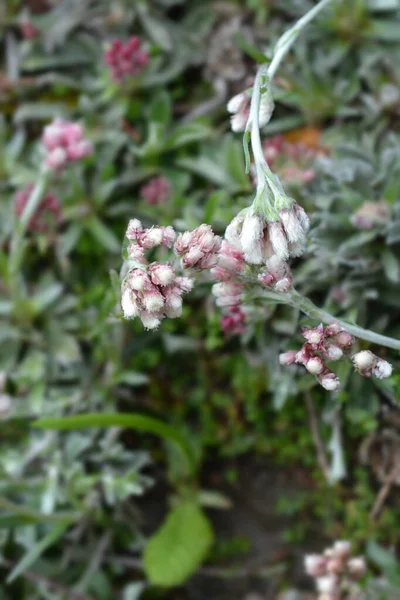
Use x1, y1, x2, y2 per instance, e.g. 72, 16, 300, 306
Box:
240, 213, 264, 264
121, 288, 139, 319
140, 312, 161, 330
269, 221, 289, 260
373, 358, 393, 379
352, 350, 375, 371
306, 357, 324, 375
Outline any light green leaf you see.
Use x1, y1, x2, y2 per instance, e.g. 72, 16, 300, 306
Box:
33, 413, 197, 475
86, 217, 120, 253
144, 502, 214, 586
7, 521, 69, 583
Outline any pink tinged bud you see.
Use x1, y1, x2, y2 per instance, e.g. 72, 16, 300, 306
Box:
164, 293, 183, 318
174, 231, 193, 254
303, 326, 324, 346
45, 147, 67, 170
141, 177, 171, 205
142, 289, 164, 313
66, 139, 93, 160
295, 346, 312, 365
301, 169, 316, 183
182, 246, 204, 268
326, 558, 344, 574
347, 557, 366, 579
304, 554, 327, 578
325, 322, 341, 337
326, 345, 343, 361
175, 276, 194, 293
279, 351, 297, 366
352, 350, 375, 372
141, 228, 164, 248
129, 269, 150, 291
218, 240, 245, 272
161, 226, 176, 248
306, 357, 324, 375
269, 221, 289, 261
316, 575, 338, 594
227, 93, 246, 115
335, 330, 353, 347
318, 372, 340, 391
121, 288, 140, 319
140, 311, 162, 330
128, 244, 147, 264
333, 541, 351, 558
294, 204, 310, 232
42, 124, 64, 150
274, 277, 292, 293
148, 264, 175, 287
126, 218, 143, 240
258, 272, 275, 287
373, 358, 392, 379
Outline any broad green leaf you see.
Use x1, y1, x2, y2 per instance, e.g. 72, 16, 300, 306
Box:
381, 249, 400, 283
86, 217, 120, 253
165, 123, 211, 150
144, 502, 214, 586
7, 521, 69, 583
33, 413, 197, 475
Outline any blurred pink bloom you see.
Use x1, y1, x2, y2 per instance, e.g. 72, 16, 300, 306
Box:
140, 177, 171, 205
42, 119, 93, 171
15, 184, 62, 233
105, 37, 149, 82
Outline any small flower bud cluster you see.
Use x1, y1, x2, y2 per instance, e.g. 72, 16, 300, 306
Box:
126, 218, 176, 264
280, 324, 393, 390
174, 224, 222, 269
105, 37, 149, 82
220, 306, 247, 335
140, 177, 171, 205
305, 540, 366, 600
350, 200, 390, 230
42, 119, 93, 171
121, 265, 193, 330
225, 201, 309, 270
211, 240, 246, 308
263, 134, 318, 186
15, 184, 62, 233
352, 350, 392, 379
279, 323, 354, 391
227, 89, 274, 133
258, 255, 293, 294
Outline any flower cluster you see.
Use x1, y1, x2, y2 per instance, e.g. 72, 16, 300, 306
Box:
42, 119, 93, 171
262, 134, 318, 186
122, 219, 193, 329
15, 184, 62, 233
211, 240, 245, 307
280, 323, 393, 391
305, 540, 366, 600
351, 200, 390, 230
174, 224, 222, 269
352, 350, 392, 379
20, 17, 39, 40
105, 37, 149, 82
220, 306, 247, 335
122, 220, 224, 329
140, 177, 171, 205
227, 89, 274, 132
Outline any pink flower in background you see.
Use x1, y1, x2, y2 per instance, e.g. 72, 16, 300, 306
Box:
105, 37, 149, 83
20, 18, 39, 40
42, 119, 93, 171
15, 184, 62, 233
262, 134, 320, 186
140, 177, 171, 205
220, 306, 247, 335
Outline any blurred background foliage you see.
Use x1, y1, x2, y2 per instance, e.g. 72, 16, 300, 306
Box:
1, 0, 400, 598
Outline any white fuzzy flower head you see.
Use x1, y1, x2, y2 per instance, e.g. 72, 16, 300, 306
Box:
306, 357, 324, 375
348, 556, 366, 578
240, 212, 264, 264
316, 575, 338, 594
319, 372, 340, 391
268, 221, 289, 261
326, 345, 343, 361
121, 288, 140, 319
140, 312, 162, 330
143, 290, 164, 313
373, 358, 392, 379
352, 350, 375, 372
304, 554, 327, 577
333, 540, 351, 558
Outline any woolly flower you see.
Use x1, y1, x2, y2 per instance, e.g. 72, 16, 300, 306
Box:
140, 176, 171, 205
15, 184, 62, 233
42, 119, 93, 171
121, 264, 193, 329
352, 350, 392, 380
279, 323, 356, 391
225, 201, 309, 266
174, 224, 222, 269
262, 134, 319, 187
304, 540, 366, 600
105, 37, 149, 82
227, 89, 274, 133
126, 219, 176, 260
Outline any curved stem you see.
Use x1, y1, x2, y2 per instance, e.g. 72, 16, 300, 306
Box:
288, 289, 400, 352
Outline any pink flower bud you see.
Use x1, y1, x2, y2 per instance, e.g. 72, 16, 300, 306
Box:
373, 358, 392, 379
335, 330, 353, 347
333, 541, 351, 558
129, 269, 150, 291
347, 557, 366, 579
45, 147, 67, 170
148, 263, 175, 287
274, 277, 292, 293
140, 311, 162, 330
326, 345, 343, 361
304, 554, 327, 577
121, 288, 140, 319
142, 289, 165, 313
352, 350, 375, 372
268, 221, 289, 261
140, 177, 171, 205
126, 219, 143, 240
306, 357, 324, 375
318, 372, 340, 391
279, 351, 297, 366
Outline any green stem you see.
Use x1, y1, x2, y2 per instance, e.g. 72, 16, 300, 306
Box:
8, 167, 50, 298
